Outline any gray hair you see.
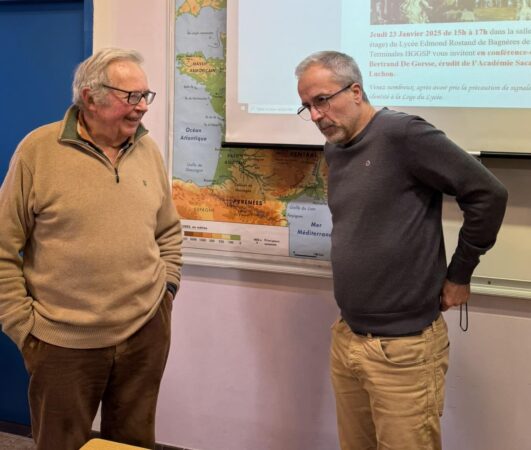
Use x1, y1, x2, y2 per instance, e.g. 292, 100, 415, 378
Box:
295, 51, 368, 102
72, 48, 144, 108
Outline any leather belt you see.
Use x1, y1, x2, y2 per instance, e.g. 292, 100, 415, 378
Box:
351, 329, 423, 338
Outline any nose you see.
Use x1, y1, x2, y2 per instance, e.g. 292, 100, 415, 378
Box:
310, 105, 324, 122
134, 96, 149, 112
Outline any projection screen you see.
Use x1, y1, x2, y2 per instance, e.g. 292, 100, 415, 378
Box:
226, 0, 531, 153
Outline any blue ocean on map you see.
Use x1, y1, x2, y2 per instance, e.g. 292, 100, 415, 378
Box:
287, 196, 332, 260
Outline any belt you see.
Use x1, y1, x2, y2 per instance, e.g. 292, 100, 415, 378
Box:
351, 329, 423, 338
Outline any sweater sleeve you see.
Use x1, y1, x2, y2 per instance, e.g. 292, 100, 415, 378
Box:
402, 117, 508, 284
154, 157, 183, 291
0, 150, 36, 349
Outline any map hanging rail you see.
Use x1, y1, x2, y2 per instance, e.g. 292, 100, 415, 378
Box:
221, 141, 324, 151
478, 151, 531, 160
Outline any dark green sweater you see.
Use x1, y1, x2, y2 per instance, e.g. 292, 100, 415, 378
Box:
325, 108, 507, 335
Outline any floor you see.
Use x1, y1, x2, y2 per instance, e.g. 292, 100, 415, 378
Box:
0, 431, 35, 449
0, 422, 191, 450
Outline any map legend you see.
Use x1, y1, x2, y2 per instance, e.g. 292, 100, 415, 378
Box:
181, 220, 289, 256
184, 231, 241, 241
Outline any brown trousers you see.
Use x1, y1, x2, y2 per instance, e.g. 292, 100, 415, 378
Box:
21, 294, 172, 450
330, 314, 450, 450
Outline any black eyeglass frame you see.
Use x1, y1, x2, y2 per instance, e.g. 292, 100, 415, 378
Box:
101, 84, 156, 105
297, 83, 355, 120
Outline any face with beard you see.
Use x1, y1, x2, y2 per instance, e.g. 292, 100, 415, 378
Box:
297, 64, 369, 145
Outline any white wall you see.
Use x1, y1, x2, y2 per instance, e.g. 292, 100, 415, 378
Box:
442, 295, 531, 450
93, 2, 531, 449
93, 0, 169, 159
158, 266, 531, 450
160, 266, 340, 450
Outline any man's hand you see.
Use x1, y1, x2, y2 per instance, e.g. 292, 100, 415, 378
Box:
440, 279, 470, 311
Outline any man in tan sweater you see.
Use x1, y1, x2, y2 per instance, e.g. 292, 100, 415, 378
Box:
0, 48, 182, 450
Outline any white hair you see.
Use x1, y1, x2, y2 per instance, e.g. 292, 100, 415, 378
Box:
72, 48, 144, 109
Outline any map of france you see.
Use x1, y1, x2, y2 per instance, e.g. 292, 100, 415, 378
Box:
172, 0, 332, 261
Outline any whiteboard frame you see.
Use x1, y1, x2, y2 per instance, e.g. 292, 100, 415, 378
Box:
167, 0, 531, 300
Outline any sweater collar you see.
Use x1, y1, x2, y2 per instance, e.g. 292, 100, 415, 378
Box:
59, 105, 148, 146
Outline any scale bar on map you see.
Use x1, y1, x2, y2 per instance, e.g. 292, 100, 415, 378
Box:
182, 220, 289, 256
185, 231, 241, 241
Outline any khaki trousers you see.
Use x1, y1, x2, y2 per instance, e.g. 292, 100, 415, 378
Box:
21, 294, 173, 450
330, 314, 449, 450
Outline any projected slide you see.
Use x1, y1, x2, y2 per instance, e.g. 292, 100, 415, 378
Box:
346, 1, 531, 108
226, 0, 531, 151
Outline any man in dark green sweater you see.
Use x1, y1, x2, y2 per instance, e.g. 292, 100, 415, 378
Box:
296, 51, 507, 450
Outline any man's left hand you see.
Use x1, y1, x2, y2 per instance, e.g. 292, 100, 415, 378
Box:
440, 279, 470, 311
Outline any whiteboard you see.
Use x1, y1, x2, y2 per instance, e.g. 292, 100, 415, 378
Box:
169, 0, 531, 300
443, 157, 531, 299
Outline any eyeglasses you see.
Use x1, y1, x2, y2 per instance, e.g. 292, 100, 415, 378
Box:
102, 84, 156, 105
297, 83, 354, 121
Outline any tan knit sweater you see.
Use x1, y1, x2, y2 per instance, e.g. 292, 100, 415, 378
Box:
0, 106, 182, 350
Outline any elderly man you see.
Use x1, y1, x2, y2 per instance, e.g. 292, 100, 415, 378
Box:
0, 48, 182, 450
295, 51, 507, 450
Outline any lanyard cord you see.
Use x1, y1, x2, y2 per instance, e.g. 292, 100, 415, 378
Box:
459, 302, 469, 332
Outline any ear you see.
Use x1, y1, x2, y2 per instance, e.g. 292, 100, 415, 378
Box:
81, 87, 97, 111
351, 83, 363, 103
